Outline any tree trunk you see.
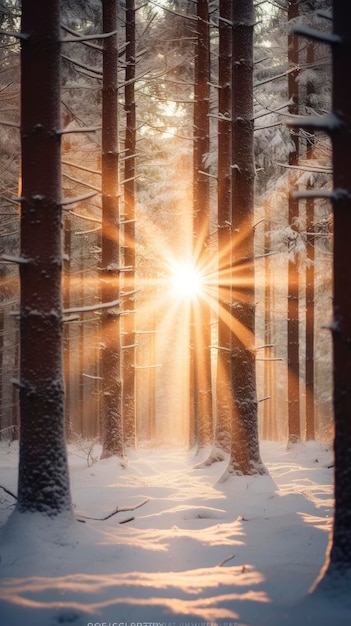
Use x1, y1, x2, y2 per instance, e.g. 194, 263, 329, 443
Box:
206, 0, 232, 463
305, 31, 315, 441
123, 0, 137, 449
100, 0, 123, 460
324, 0, 351, 578
192, 0, 213, 448
227, 0, 265, 476
287, 0, 301, 445
17, 0, 72, 516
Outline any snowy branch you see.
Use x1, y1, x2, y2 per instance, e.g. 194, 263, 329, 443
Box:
292, 25, 341, 46
59, 126, 101, 135
61, 54, 102, 78
0, 119, 19, 128
0, 29, 28, 40
0, 254, 29, 265
287, 113, 342, 134
276, 161, 332, 174
64, 298, 120, 315
62, 191, 98, 207
62, 159, 101, 176
292, 190, 332, 200
61, 29, 118, 44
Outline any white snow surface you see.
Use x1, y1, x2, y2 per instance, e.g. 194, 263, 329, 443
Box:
0, 439, 349, 626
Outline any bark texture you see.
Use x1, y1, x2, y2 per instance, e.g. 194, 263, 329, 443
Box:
18, 0, 72, 515
228, 0, 265, 475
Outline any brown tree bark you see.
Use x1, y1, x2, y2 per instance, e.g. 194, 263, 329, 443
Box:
226, 0, 265, 476
100, 0, 123, 459
123, 0, 137, 449
287, 0, 301, 445
191, 0, 213, 448
17, 0, 72, 515
325, 0, 351, 577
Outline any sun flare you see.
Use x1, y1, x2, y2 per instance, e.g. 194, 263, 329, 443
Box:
170, 262, 203, 299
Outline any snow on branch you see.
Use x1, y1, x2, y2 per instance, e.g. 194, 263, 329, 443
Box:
292, 189, 332, 200
61, 29, 118, 44
0, 254, 29, 265
70, 211, 101, 223
63, 298, 120, 315
276, 161, 332, 174
287, 113, 342, 134
61, 54, 102, 78
0, 29, 28, 40
62, 191, 98, 207
59, 125, 101, 135
0, 119, 19, 128
62, 159, 101, 176
292, 25, 341, 46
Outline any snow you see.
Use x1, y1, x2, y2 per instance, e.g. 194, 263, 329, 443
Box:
0, 439, 349, 626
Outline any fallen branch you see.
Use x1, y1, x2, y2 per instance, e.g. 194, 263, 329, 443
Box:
76, 497, 150, 522
217, 554, 235, 567
0, 485, 17, 500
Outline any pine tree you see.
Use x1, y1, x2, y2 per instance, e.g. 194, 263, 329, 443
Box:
100, 0, 124, 460
16, 0, 72, 516
225, 0, 265, 476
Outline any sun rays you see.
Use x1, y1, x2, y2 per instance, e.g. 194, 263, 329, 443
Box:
62, 192, 264, 445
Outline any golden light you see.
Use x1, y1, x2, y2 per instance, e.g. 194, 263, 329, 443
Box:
170, 262, 203, 299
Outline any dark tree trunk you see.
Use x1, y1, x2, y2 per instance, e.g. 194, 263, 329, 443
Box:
192, 0, 213, 448
100, 0, 123, 459
17, 0, 72, 516
305, 32, 315, 441
227, 0, 265, 476
215, 0, 232, 456
325, 0, 351, 577
287, 0, 301, 444
123, 0, 137, 449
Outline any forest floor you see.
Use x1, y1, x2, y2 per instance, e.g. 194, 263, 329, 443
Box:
0, 438, 350, 626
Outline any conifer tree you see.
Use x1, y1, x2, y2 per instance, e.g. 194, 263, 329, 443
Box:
226, 0, 265, 476
16, 0, 72, 516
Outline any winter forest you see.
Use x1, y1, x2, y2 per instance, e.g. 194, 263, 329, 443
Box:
0, 0, 351, 624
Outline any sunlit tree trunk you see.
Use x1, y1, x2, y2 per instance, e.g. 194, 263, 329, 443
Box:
226, 0, 265, 476
287, 0, 301, 445
123, 0, 137, 449
192, 0, 213, 448
100, 0, 123, 459
16, 0, 72, 516
207, 0, 232, 463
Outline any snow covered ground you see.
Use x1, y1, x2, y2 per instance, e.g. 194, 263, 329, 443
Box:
0, 439, 349, 626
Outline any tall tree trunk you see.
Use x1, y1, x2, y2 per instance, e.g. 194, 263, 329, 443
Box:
305, 32, 315, 441
323, 0, 351, 579
100, 0, 123, 459
123, 0, 137, 449
17, 0, 72, 516
226, 0, 265, 476
216, 0, 232, 454
192, 0, 213, 448
287, 0, 301, 445
204, 0, 232, 464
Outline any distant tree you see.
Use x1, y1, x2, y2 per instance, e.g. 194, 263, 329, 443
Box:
304, 1, 316, 441
123, 0, 137, 449
100, 0, 123, 459
226, 0, 265, 476
287, 0, 301, 445
16, 0, 72, 516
